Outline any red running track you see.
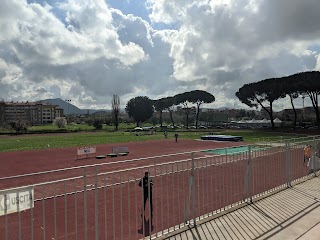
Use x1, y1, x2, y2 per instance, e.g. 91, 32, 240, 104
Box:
0, 139, 309, 239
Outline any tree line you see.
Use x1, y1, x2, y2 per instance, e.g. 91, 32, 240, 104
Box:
124, 90, 215, 128
236, 71, 320, 129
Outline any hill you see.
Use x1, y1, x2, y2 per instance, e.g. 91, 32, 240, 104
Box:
39, 98, 105, 115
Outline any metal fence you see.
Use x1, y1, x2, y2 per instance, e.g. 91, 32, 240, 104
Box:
1, 136, 320, 240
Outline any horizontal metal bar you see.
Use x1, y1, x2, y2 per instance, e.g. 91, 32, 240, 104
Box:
0, 148, 222, 181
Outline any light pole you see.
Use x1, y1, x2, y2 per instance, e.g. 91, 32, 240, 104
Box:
65, 99, 72, 122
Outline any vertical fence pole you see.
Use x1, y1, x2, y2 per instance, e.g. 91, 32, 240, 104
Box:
249, 145, 253, 203
182, 161, 186, 227
243, 146, 252, 203
64, 181, 68, 240
54, 183, 57, 240
112, 173, 116, 240
177, 162, 181, 227
214, 156, 218, 213
201, 159, 205, 214
312, 136, 316, 176
210, 157, 213, 214
127, 173, 131, 240
74, 180, 78, 240
185, 155, 195, 225
166, 165, 169, 231
134, 174, 138, 240
148, 168, 152, 239
285, 141, 292, 187
153, 157, 158, 235
94, 166, 99, 240
84, 168, 88, 240
226, 153, 229, 209
160, 164, 164, 235
103, 174, 108, 240
171, 164, 175, 231
30, 189, 34, 240
17, 191, 21, 240
120, 171, 123, 240
223, 149, 227, 210
197, 155, 200, 218
4, 193, 8, 240
206, 158, 209, 214
254, 149, 258, 198
42, 186, 46, 240
141, 170, 145, 239
192, 152, 196, 226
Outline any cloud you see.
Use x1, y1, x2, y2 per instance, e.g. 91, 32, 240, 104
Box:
0, 0, 320, 112
146, 0, 320, 110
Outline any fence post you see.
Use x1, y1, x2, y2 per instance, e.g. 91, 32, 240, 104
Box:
285, 141, 292, 187
184, 152, 196, 226
248, 145, 253, 203
192, 152, 196, 226
312, 136, 316, 176
94, 166, 99, 240
83, 168, 88, 240
243, 145, 253, 203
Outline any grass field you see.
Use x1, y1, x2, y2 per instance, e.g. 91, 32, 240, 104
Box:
0, 130, 303, 152
0, 123, 139, 134
27, 122, 138, 131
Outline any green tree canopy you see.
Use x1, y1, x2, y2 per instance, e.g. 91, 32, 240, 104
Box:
125, 96, 154, 126
280, 75, 301, 129
163, 96, 176, 127
289, 71, 320, 128
236, 78, 286, 129
187, 90, 215, 128
154, 98, 167, 127
175, 92, 192, 129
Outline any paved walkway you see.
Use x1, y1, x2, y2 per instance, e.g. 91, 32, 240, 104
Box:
165, 176, 320, 240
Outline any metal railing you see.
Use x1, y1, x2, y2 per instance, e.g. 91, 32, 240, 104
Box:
0, 136, 319, 240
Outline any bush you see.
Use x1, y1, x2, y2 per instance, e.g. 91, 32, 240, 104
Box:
86, 119, 93, 126
10, 119, 29, 133
53, 117, 67, 128
93, 119, 103, 129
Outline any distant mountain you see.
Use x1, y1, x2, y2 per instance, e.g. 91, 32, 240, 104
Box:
38, 98, 106, 115
39, 98, 83, 114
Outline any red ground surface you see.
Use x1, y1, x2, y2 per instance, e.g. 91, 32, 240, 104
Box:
0, 139, 244, 188
0, 138, 308, 240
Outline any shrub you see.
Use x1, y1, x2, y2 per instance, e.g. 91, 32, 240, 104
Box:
53, 117, 67, 128
93, 119, 103, 129
10, 119, 29, 133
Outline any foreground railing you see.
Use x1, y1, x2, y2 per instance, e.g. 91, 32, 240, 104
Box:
0, 136, 320, 240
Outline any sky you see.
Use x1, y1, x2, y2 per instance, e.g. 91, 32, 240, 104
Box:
1, 0, 320, 111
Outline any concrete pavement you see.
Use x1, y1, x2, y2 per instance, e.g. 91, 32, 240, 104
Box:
165, 176, 320, 240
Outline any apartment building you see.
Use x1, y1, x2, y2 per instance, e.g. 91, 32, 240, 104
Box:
199, 109, 229, 126
1, 101, 63, 125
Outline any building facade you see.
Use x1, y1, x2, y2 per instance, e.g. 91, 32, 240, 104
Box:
1, 101, 63, 125
199, 109, 229, 126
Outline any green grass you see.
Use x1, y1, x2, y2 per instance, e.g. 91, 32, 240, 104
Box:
27, 123, 137, 132
0, 129, 303, 152
0, 132, 162, 152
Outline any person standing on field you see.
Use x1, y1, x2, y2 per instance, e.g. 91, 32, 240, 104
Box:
174, 133, 179, 142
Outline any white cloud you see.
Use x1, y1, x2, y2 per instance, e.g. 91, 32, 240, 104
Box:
0, 0, 320, 111
315, 54, 320, 71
